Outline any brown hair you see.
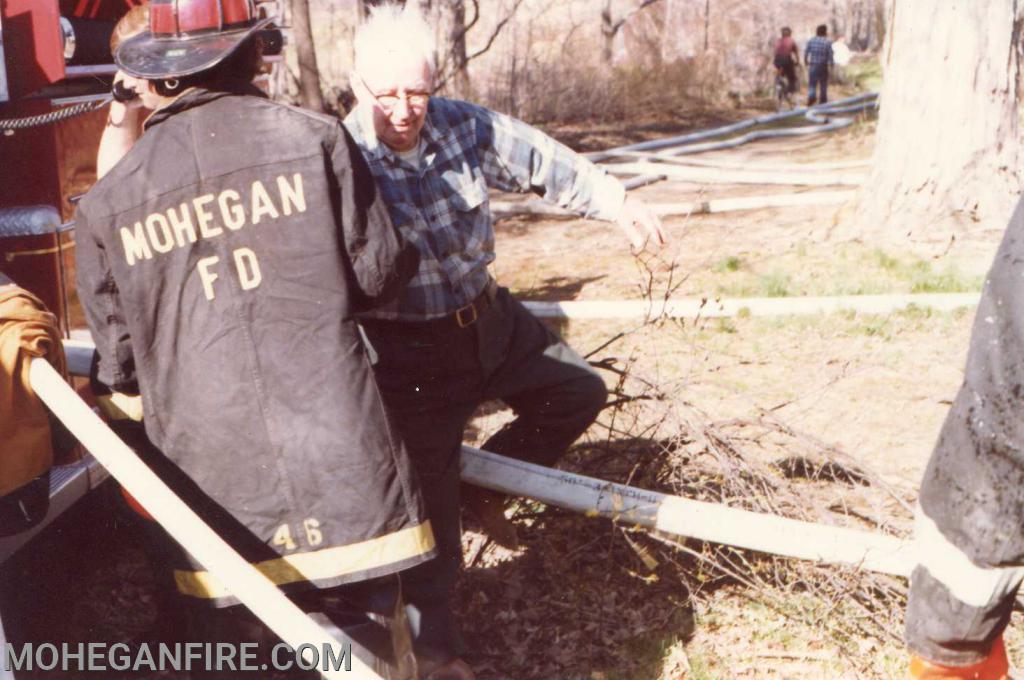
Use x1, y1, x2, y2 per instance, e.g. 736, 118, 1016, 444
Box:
110, 4, 149, 54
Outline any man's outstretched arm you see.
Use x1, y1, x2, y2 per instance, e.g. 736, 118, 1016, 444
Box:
467, 100, 667, 251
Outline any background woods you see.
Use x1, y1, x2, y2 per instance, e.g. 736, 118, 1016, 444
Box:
284, 0, 886, 121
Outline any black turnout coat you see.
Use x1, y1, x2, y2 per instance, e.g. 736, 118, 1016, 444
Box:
75, 85, 433, 605
917, 198, 1024, 566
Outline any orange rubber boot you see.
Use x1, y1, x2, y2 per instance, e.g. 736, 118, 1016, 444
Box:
908, 637, 1009, 679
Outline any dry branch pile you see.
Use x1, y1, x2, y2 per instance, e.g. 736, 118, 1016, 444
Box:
459, 308, 914, 678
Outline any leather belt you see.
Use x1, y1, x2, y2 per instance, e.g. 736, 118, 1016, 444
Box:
366, 280, 498, 334
456, 279, 499, 327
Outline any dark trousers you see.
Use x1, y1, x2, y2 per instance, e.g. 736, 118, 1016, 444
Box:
362, 286, 608, 663
807, 64, 829, 105
133, 514, 416, 678
772, 56, 797, 94
182, 577, 415, 679
905, 566, 1018, 667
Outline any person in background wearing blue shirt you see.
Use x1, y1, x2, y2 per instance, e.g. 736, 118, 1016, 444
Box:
805, 24, 834, 106
342, 4, 666, 678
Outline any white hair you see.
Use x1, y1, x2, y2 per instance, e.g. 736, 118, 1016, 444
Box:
353, 3, 437, 79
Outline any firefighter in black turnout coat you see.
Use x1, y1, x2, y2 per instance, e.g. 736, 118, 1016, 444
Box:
75, 0, 434, 675
903, 200, 1024, 680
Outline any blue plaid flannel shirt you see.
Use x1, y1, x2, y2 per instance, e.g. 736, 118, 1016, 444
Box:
344, 98, 626, 320
805, 36, 834, 67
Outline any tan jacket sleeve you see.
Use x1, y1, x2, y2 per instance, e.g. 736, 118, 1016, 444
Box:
0, 286, 68, 497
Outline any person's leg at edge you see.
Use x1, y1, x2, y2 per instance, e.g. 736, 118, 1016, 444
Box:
361, 322, 481, 676
905, 510, 1020, 679
464, 288, 608, 543
784, 63, 797, 96
181, 575, 415, 679
807, 66, 819, 106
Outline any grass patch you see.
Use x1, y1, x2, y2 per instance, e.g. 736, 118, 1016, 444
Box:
685, 651, 724, 680
716, 318, 738, 334
714, 255, 743, 273
910, 263, 976, 293
873, 250, 978, 293
874, 249, 902, 271
843, 55, 883, 91
761, 272, 792, 297
701, 244, 982, 300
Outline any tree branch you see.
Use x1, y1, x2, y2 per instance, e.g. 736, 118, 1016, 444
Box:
606, 0, 663, 37
466, 0, 526, 62
434, 0, 526, 92
451, 0, 480, 44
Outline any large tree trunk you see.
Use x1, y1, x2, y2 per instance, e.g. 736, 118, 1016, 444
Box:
857, 1, 1023, 241
289, 0, 326, 113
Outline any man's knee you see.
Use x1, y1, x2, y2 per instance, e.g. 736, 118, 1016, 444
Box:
569, 370, 608, 423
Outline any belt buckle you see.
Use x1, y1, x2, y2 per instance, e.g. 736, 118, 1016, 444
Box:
455, 302, 478, 328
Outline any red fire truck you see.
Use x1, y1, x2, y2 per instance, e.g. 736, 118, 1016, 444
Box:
0, 3, 281, 671
0, 3, 147, 668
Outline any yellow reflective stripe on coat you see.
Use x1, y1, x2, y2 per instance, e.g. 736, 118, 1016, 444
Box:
96, 392, 144, 422
173, 521, 434, 598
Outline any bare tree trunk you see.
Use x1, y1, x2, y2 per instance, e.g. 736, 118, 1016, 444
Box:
507, 17, 519, 117
856, 0, 1023, 241
704, 0, 710, 52
290, 0, 326, 113
830, 0, 885, 52
601, 0, 615, 64
438, 0, 470, 97
601, 0, 664, 64
873, 0, 887, 51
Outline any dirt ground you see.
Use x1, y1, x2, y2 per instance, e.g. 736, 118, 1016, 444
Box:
493, 118, 993, 493
466, 106, 1010, 678
2, 98, 1012, 679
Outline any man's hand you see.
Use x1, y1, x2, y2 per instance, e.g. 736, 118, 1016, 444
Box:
616, 197, 667, 252
107, 71, 147, 127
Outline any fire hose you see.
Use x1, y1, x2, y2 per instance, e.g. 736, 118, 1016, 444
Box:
28, 358, 381, 680
27, 340, 918, 680
56, 339, 917, 578
587, 91, 879, 163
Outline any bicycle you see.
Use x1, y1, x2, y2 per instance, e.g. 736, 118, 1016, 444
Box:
774, 68, 795, 111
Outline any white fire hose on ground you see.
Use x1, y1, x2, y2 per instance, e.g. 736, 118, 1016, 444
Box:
461, 446, 914, 577
28, 340, 915, 680
54, 339, 917, 579
27, 358, 382, 680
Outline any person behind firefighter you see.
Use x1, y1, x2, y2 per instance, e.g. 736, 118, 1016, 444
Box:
342, 4, 667, 678
902, 199, 1024, 680
75, 0, 435, 676
96, 3, 148, 179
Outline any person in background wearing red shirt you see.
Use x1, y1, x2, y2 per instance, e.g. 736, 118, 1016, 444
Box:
773, 26, 801, 105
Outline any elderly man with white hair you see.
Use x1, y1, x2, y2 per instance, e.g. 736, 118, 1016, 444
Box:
344, 5, 667, 677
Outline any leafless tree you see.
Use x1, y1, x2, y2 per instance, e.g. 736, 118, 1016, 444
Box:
829, 0, 886, 52
437, 0, 471, 96
429, 0, 527, 95
289, 0, 326, 112
601, 0, 664, 64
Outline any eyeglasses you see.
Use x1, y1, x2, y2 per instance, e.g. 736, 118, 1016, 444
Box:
375, 91, 430, 111
355, 73, 431, 112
